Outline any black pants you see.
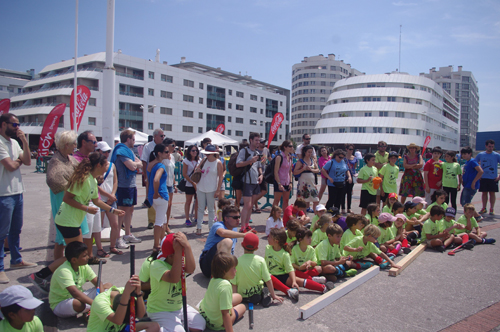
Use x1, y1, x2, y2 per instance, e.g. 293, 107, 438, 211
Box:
326, 185, 345, 211
342, 181, 355, 210
444, 186, 458, 210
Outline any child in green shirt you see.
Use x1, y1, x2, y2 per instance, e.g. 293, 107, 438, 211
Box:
310, 204, 327, 231
411, 196, 427, 216
418, 189, 448, 224
365, 203, 380, 226
393, 214, 414, 252
200, 252, 246, 332
286, 219, 300, 244
0, 285, 43, 332
357, 153, 378, 215
230, 233, 284, 307
382, 192, 398, 213
442, 151, 463, 210
379, 152, 400, 204
311, 214, 332, 247
289, 228, 329, 282
403, 201, 423, 234
422, 206, 455, 252
455, 204, 496, 245
340, 214, 368, 252
377, 213, 402, 257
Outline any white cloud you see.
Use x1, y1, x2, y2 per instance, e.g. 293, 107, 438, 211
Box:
392, 1, 418, 6
452, 32, 499, 43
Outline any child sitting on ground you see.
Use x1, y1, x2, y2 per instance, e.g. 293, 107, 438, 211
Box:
200, 252, 246, 332
0, 285, 43, 332
403, 201, 424, 234
286, 219, 301, 244
289, 228, 327, 283
138, 247, 160, 299
357, 153, 378, 215
377, 213, 402, 258
438, 207, 469, 248
266, 205, 284, 236
382, 193, 398, 213
411, 196, 427, 217
422, 206, 455, 252
216, 198, 232, 222
49, 241, 112, 318
340, 214, 368, 253
366, 203, 380, 225
310, 204, 327, 230
393, 214, 418, 248
343, 224, 401, 270
455, 204, 496, 245
311, 214, 332, 247
391, 201, 404, 216
231, 233, 284, 307
418, 190, 448, 223
315, 224, 358, 278
283, 197, 311, 227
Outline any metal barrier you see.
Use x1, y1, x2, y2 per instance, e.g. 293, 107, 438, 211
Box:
35, 156, 51, 173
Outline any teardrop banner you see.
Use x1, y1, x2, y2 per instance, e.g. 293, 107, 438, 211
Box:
70, 85, 91, 131
0, 99, 10, 116
267, 112, 284, 149
422, 135, 431, 153
215, 123, 225, 134
38, 103, 66, 157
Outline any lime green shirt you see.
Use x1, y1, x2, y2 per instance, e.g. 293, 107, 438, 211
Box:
344, 236, 382, 259
340, 228, 363, 252
139, 256, 154, 283
378, 225, 395, 244
315, 239, 341, 262
421, 219, 440, 241
416, 208, 427, 217
290, 244, 318, 267
442, 162, 462, 188
200, 278, 233, 330
49, 260, 96, 310
230, 254, 271, 298
382, 205, 392, 214
0, 316, 43, 332
310, 215, 320, 230
455, 215, 478, 234
148, 260, 182, 313
286, 230, 296, 244
375, 151, 389, 165
55, 174, 98, 228
265, 244, 293, 276
426, 202, 448, 213
311, 228, 328, 247
87, 286, 126, 332
366, 214, 379, 226
438, 218, 458, 234
358, 165, 378, 195
379, 164, 399, 194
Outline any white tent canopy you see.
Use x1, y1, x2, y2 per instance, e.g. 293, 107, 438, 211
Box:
114, 128, 149, 145
184, 130, 239, 149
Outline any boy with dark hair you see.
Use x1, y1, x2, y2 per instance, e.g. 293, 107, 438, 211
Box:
283, 197, 311, 227
460, 147, 484, 221
476, 139, 500, 215
340, 214, 369, 252
455, 204, 496, 245
374, 141, 389, 206
379, 151, 399, 204
357, 153, 378, 215
423, 146, 444, 205
422, 206, 455, 252
0, 285, 43, 331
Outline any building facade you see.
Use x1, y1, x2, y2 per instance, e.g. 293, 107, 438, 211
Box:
9, 52, 289, 144
313, 72, 460, 152
420, 66, 478, 148
290, 54, 363, 142
0, 69, 33, 101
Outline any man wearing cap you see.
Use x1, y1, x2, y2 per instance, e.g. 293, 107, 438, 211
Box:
0, 285, 43, 331
374, 141, 389, 207
423, 146, 444, 205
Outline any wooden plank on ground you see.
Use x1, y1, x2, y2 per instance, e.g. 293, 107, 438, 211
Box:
388, 243, 427, 277
299, 265, 379, 320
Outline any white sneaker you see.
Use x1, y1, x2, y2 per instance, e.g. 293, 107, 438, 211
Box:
123, 235, 142, 243
312, 276, 326, 284
116, 237, 129, 249
287, 288, 299, 301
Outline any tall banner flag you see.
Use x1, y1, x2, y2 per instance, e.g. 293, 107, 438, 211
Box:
267, 112, 284, 149
38, 103, 66, 157
0, 99, 10, 116
70, 85, 91, 131
215, 124, 225, 134
422, 136, 431, 153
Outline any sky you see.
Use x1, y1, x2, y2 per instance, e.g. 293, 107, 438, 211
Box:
1, 0, 499, 131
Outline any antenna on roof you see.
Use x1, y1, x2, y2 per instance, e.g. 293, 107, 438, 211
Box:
399, 25, 402, 72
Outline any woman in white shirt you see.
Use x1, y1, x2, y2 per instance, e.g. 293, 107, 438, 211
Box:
182, 145, 199, 227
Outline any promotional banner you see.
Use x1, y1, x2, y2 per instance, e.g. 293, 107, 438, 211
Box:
38, 103, 66, 157
267, 112, 284, 149
70, 85, 91, 131
0, 99, 10, 116
215, 123, 225, 134
422, 135, 431, 153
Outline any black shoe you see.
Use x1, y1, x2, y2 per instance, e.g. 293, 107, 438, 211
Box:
245, 293, 262, 305
410, 238, 418, 246
147, 222, 154, 229
435, 245, 446, 252
463, 240, 475, 250
261, 287, 272, 308
402, 247, 412, 254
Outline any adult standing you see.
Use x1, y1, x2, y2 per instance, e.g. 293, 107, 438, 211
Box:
141, 129, 165, 229
423, 146, 444, 205
374, 141, 389, 207
182, 145, 199, 227
317, 146, 331, 202
111, 129, 143, 244
199, 137, 212, 159
294, 145, 320, 210
354, 149, 363, 160
273, 140, 294, 208
0, 114, 36, 284
399, 143, 425, 204
460, 146, 483, 220
296, 134, 317, 213
161, 138, 177, 233
254, 138, 269, 213
343, 144, 358, 214
475, 139, 500, 215
321, 149, 351, 211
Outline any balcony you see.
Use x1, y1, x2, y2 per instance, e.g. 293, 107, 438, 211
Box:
119, 109, 143, 121
116, 71, 144, 80
207, 91, 225, 101
119, 91, 144, 98
33, 67, 103, 82
10, 102, 59, 110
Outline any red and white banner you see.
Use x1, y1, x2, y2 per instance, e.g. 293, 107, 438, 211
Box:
215, 124, 225, 134
422, 136, 431, 153
70, 85, 91, 131
38, 103, 66, 157
267, 112, 284, 149
0, 99, 10, 116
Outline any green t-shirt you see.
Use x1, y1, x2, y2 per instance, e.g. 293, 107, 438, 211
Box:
378, 225, 395, 244
421, 219, 440, 241
315, 239, 341, 262
0, 317, 43, 332
290, 244, 318, 267
148, 259, 183, 313
55, 174, 98, 228
49, 260, 96, 310
442, 162, 462, 188
87, 286, 126, 332
455, 215, 478, 234
379, 164, 399, 194
265, 244, 293, 276
230, 254, 271, 298
286, 230, 296, 244
375, 151, 389, 165
310, 215, 320, 231
358, 165, 378, 195
382, 205, 392, 214
200, 278, 233, 331
438, 218, 458, 234
139, 256, 154, 283
366, 214, 379, 226
311, 229, 328, 247
340, 228, 363, 252
416, 208, 427, 217
426, 202, 448, 213
344, 236, 382, 259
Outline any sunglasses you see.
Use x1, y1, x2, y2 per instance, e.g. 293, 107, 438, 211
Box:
85, 139, 97, 144
228, 215, 241, 220
160, 135, 165, 138
347, 148, 353, 151
304, 138, 311, 140
287, 145, 293, 148
191, 150, 198, 152
8, 122, 20, 128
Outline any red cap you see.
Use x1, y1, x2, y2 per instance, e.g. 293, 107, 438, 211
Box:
242, 233, 259, 251
157, 233, 175, 260
388, 193, 398, 199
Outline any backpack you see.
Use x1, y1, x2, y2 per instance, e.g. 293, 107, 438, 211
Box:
264, 154, 284, 184
227, 148, 251, 177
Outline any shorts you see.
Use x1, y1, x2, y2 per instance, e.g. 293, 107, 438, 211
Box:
152, 198, 168, 227
167, 186, 174, 194
100, 200, 117, 212
426, 240, 434, 246
55, 224, 81, 239
184, 186, 196, 195
259, 181, 267, 192
359, 190, 376, 209
273, 273, 289, 285
52, 288, 96, 318
232, 175, 244, 190
273, 181, 290, 193
148, 305, 206, 331
116, 187, 137, 207
243, 183, 260, 197
460, 187, 477, 206
83, 202, 102, 239
199, 243, 219, 278
479, 178, 498, 193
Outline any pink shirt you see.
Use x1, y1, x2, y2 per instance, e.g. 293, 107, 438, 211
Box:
277, 151, 292, 186
318, 156, 331, 179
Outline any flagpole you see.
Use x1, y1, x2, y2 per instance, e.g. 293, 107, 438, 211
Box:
73, 0, 78, 133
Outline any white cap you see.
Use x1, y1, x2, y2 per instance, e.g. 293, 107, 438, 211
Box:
0, 285, 43, 309
97, 141, 112, 152
316, 204, 326, 211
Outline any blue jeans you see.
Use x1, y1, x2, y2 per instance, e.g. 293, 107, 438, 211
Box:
460, 187, 477, 207
0, 194, 24, 271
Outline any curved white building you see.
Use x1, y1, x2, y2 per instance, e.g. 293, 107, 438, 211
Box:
313, 72, 460, 151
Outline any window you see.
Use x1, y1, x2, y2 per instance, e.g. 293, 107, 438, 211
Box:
403, 98, 410, 103
228, 116, 232, 122
250, 119, 257, 125
341, 99, 348, 103
148, 105, 154, 113
148, 71, 154, 79
199, 83, 204, 89
183, 110, 193, 118
260, 109, 263, 114
364, 112, 372, 117
161, 74, 173, 83
228, 130, 232, 135
160, 107, 172, 115
402, 128, 409, 135
250, 107, 257, 113
161, 91, 172, 99
148, 88, 154, 96
236, 91, 244, 98
236, 118, 243, 124
160, 123, 172, 131
199, 112, 203, 119
182, 126, 193, 133
261, 97, 264, 102
387, 97, 396, 102
395, 112, 405, 118
199, 97, 203, 104
236, 104, 243, 111
416, 99, 422, 105
88, 98, 96, 106
416, 129, 421, 136
373, 127, 382, 133
198, 127, 203, 133
227, 103, 232, 109
228, 89, 232, 95
339, 128, 346, 133
386, 127, 395, 134
235, 130, 243, 136
183, 79, 194, 87
183, 95, 194, 103
379, 111, 388, 117
88, 117, 96, 125
250, 94, 257, 101
148, 122, 154, 130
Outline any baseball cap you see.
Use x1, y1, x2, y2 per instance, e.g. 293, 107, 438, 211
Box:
412, 197, 425, 205
327, 206, 340, 217
242, 233, 259, 251
404, 201, 418, 209
157, 233, 175, 260
389, 151, 399, 158
0, 285, 43, 309
388, 193, 398, 199
378, 213, 397, 223
445, 207, 456, 217
96, 141, 112, 152
395, 213, 407, 222
316, 204, 326, 212
259, 138, 267, 144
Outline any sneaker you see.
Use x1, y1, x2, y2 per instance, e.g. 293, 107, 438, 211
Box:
490, 209, 495, 215
29, 273, 49, 293
185, 220, 194, 227
435, 245, 446, 252
116, 237, 129, 249
287, 288, 299, 301
246, 293, 262, 305
387, 253, 396, 259
312, 276, 326, 284
0, 271, 9, 284
379, 260, 391, 269
249, 219, 253, 223
245, 226, 257, 234
483, 238, 496, 244
307, 207, 314, 213
410, 238, 419, 246
202, 220, 208, 225
480, 208, 487, 214
10, 261, 37, 269
358, 261, 374, 269
147, 222, 154, 229
261, 287, 272, 308
123, 235, 142, 243
324, 281, 335, 292
402, 247, 412, 254
463, 240, 475, 249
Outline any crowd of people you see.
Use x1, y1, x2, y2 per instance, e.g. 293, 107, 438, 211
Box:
0, 115, 499, 331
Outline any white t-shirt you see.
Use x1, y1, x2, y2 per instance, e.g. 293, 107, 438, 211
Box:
161, 154, 175, 187
266, 216, 284, 236
0, 135, 24, 196
197, 159, 219, 193
140, 141, 156, 165
182, 159, 198, 187
296, 143, 316, 159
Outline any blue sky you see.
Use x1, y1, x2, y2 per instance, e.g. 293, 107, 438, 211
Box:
2, 0, 499, 131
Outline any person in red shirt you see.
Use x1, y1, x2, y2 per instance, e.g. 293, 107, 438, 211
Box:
283, 198, 310, 227
423, 146, 443, 205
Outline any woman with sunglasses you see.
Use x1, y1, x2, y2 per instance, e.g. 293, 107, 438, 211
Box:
317, 146, 331, 202
273, 140, 294, 208
182, 145, 199, 227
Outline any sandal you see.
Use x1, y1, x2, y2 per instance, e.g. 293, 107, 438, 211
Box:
88, 257, 106, 265
196, 229, 202, 236
254, 208, 262, 214
97, 249, 110, 258
109, 247, 123, 255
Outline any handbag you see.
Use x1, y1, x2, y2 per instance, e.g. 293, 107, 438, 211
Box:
191, 158, 207, 184
177, 160, 196, 192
